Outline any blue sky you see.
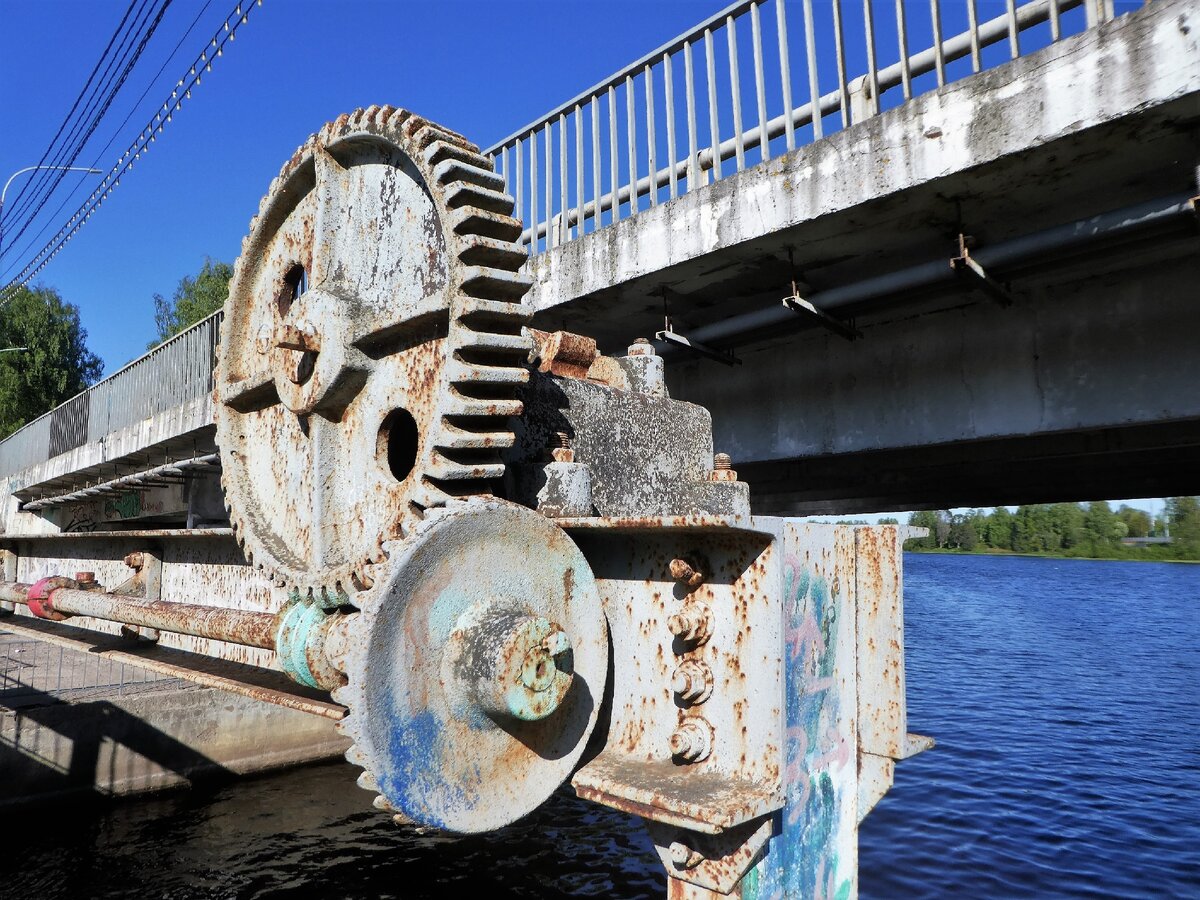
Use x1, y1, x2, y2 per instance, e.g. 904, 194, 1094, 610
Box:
0, 0, 1156, 516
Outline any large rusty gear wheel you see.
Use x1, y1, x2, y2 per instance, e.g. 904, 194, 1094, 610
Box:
327, 497, 609, 834
214, 106, 532, 596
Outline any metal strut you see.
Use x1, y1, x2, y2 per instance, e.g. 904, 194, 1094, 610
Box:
654, 288, 741, 365
951, 232, 1015, 306
780, 250, 862, 341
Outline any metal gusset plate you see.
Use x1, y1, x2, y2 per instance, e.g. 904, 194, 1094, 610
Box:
214, 107, 532, 596
332, 498, 608, 833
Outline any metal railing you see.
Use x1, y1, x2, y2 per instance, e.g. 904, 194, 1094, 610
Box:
486, 0, 1114, 255
0, 312, 222, 478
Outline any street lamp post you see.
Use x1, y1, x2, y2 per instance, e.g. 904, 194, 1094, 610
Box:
0, 165, 103, 260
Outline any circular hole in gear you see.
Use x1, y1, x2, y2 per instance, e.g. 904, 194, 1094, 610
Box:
378, 409, 419, 482
276, 263, 308, 316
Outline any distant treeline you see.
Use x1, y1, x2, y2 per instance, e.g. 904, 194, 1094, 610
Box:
897, 498, 1200, 561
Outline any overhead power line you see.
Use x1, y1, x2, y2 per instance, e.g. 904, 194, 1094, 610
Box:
0, 0, 263, 305
1, 0, 174, 260
1, 0, 215, 275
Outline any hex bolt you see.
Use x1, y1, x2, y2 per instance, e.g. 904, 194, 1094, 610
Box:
667, 841, 703, 870
669, 556, 705, 589
627, 337, 656, 357
671, 659, 714, 705
669, 717, 714, 763
550, 431, 574, 463
123, 552, 145, 570
709, 452, 738, 483
667, 604, 713, 645
74, 571, 96, 585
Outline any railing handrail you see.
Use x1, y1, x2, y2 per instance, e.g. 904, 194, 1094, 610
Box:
484, 0, 1106, 255
485, 0, 759, 154
0, 309, 223, 454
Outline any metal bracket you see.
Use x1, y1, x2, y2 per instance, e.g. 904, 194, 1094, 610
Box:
781, 290, 862, 341
655, 328, 740, 366
951, 233, 1014, 307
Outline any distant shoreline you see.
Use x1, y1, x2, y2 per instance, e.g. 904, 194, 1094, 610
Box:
904, 548, 1200, 564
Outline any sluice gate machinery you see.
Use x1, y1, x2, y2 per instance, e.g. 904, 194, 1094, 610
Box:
0, 108, 930, 898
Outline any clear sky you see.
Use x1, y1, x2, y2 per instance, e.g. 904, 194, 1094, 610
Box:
0, 0, 1156, 517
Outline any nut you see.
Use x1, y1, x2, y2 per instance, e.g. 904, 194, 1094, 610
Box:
667, 840, 703, 870
669, 557, 705, 589
667, 604, 713, 645
671, 660, 713, 704
669, 717, 714, 763
74, 571, 96, 585
123, 552, 145, 570
709, 452, 737, 482
543, 629, 571, 656
626, 337, 656, 357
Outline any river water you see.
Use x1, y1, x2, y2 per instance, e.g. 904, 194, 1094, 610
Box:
3, 555, 1197, 898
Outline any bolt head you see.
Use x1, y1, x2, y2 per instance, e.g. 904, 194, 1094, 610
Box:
627, 338, 656, 357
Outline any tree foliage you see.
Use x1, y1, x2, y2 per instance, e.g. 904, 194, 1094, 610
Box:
151, 257, 232, 347
904, 499, 1199, 560
0, 285, 103, 439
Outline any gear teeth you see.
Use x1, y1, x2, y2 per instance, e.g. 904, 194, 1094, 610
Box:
458, 235, 530, 271
358, 770, 380, 792
445, 358, 529, 386
434, 422, 516, 451
452, 329, 531, 354
459, 266, 532, 301
432, 158, 505, 193
455, 296, 533, 325
447, 206, 523, 242
424, 139, 491, 171
445, 182, 515, 215
441, 389, 524, 419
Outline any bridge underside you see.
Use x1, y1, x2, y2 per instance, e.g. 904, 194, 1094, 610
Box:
529, 0, 1200, 512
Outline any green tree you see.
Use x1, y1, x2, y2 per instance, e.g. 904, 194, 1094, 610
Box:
983, 506, 1014, 549
1166, 497, 1200, 555
1116, 505, 1151, 538
0, 285, 103, 438
947, 512, 979, 551
150, 257, 232, 347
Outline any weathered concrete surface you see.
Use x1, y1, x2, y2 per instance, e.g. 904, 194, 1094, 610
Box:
525, 0, 1200, 512
529, 0, 1199, 341
0, 637, 348, 810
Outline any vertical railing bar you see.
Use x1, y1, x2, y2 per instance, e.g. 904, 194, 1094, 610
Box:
544, 121, 553, 249
529, 130, 538, 250
609, 85, 621, 222
776, 0, 795, 151
726, 16, 745, 172
895, 0, 912, 101
750, 3, 770, 162
931, 0, 945, 88
685, 38, 700, 188
625, 74, 638, 213
500, 144, 509, 196
967, 0, 982, 72
664, 52, 678, 199
591, 100, 601, 228
1006, 0, 1020, 58
515, 139, 524, 249
575, 103, 585, 235
863, 0, 880, 117
559, 112, 568, 244
802, 0, 823, 140
645, 64, 657, 207
705, 28, 722, 180
832, 0, 850, 129
1049, 0, 1061, 41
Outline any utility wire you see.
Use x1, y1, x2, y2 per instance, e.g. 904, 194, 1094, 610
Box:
3, 0, 156, 230
1, 0, 173, 260
2, 0, 214, 275
2, 0, 143, 221
0, 0, 262, 304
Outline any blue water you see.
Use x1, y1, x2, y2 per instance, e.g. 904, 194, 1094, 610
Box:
860, 554, 1200, 899
2, 555, 1196, 898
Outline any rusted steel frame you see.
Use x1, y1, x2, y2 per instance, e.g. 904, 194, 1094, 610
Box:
1, 579, 278, 649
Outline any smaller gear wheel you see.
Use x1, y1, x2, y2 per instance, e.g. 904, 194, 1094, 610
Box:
330, 498, 608, 833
